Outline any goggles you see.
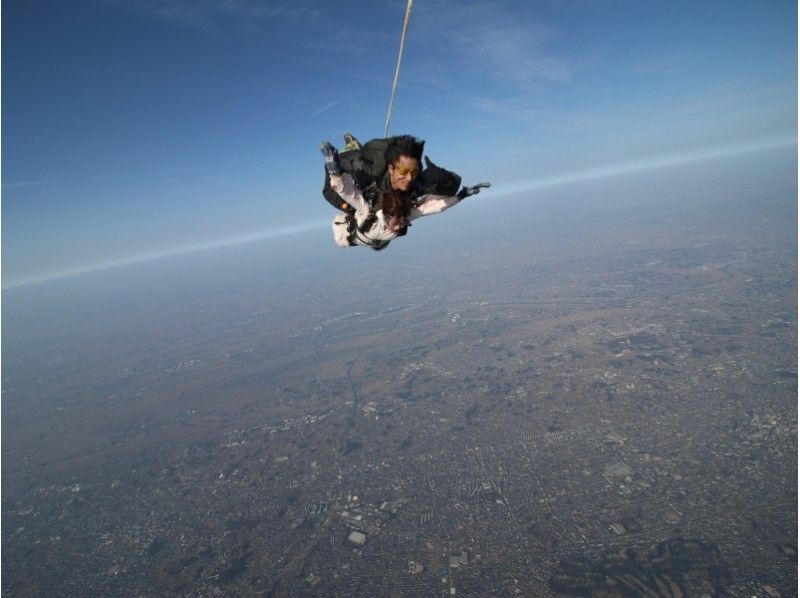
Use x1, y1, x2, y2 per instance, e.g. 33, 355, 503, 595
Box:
392, 165, 419, 178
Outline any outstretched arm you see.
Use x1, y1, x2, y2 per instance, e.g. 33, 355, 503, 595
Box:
409, 182, 491, 220
409, 194, 461, 219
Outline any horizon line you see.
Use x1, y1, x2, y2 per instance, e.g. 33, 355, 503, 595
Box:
3, 220, 330, 291
485, 134, 797, 199
4, 134, 796, 290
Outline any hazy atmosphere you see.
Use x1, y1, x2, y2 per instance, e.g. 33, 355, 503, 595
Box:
2, 1, 797, 597
2, 0, 796, 285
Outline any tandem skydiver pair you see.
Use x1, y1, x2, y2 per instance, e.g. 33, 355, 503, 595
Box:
320, 133, 490, 251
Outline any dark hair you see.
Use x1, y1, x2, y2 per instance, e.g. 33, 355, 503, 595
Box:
380, 190, 409, 221
385, 134, 424, 166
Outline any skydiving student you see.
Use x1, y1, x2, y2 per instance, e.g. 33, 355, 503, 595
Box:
321, 141, 489, 251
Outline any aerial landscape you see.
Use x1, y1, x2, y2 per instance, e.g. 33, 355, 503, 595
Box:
3, 1, 796, 596
3, 151, 796, 596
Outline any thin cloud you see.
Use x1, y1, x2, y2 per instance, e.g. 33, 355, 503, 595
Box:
411, 1, 571, 90
101, 0, 320, 31
312, 100, 343, 117
464, 19, 570, 86
2, 165, 203, 190
468, 77, 796, 140
466, 97, 624, 133
2, 179, 62, 189
631, 50, 693, 75
468, 97, 541, 124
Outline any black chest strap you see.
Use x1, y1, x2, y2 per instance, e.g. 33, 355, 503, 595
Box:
344, 213, 398, 250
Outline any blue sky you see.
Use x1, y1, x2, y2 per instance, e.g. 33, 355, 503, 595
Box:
2, 0, 797, 287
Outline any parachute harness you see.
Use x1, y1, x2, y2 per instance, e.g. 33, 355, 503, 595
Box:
384, 0, 414, 138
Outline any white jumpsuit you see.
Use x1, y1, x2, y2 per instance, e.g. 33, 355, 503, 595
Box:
330, 172, 462, 248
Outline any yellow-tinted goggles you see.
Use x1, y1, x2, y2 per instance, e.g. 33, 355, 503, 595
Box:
392, 165, 419, 178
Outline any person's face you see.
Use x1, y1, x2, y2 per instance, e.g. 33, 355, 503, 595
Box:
385, 214, 406, 233
387, 155, 420, 192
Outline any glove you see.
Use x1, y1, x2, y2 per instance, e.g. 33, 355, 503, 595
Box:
456, 181, 491, 200
320, 141, 342, 176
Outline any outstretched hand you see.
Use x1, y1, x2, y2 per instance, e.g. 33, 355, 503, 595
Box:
320, 141, 342, 176
457, 181, 491, 200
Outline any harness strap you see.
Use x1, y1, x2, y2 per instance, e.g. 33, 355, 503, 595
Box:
359, 212, 378, 234
345, 213, 393, 250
